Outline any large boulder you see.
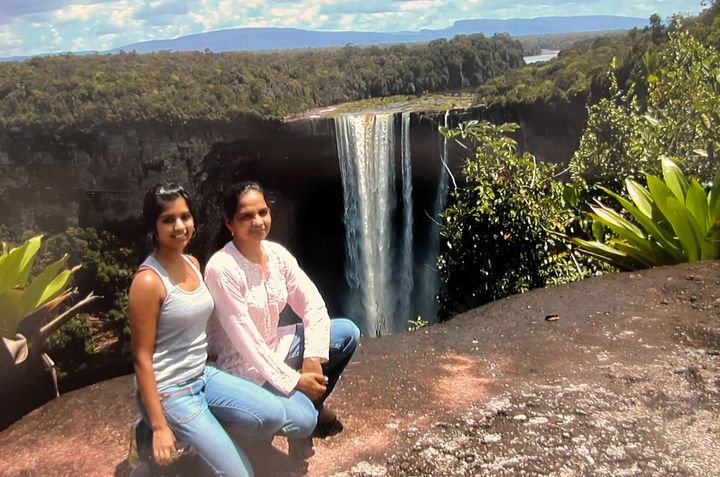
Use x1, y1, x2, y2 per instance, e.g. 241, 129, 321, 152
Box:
1, 261, 719, 476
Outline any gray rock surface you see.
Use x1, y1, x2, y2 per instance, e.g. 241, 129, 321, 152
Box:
0, 261, 718, 476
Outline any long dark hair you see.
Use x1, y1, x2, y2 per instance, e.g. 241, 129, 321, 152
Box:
142, 183, 195, 245
214, 181, 266, 250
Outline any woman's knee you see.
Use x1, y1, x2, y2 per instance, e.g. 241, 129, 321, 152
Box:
283, 392, 318, 438
331, 318, 360, 351
259, 397, 287, 435
295, 407, 318, 438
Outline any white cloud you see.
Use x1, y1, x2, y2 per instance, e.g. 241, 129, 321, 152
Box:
0, 25, 24, 54
399, 1, 445, 12
0, 0, 706, 57
269, 4, 324, 28
39, 27, 63, 47
189, 0, 251, 30
53, 4, 100, 24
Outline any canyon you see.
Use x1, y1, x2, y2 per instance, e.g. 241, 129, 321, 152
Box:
0, 98, 586, 330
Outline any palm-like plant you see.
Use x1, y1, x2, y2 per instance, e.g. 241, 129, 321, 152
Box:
0, 235, 97, 429
570, 157, 720, 270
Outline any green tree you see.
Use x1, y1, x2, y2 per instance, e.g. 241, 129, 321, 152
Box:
437, 121, 590, 320
0, 33, 525, 131
39, 225, 135, 361
571, 31, 720, 190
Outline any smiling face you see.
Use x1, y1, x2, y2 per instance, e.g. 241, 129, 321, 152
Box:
155, 196, 194, 251
226, 189, 271, 245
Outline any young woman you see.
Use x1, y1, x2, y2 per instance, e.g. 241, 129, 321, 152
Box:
129, 183, 291, 477
204, 181, 360, 455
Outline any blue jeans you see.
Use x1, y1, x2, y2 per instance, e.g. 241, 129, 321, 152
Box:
137, 365, 286, 477
284, 318, 361, 409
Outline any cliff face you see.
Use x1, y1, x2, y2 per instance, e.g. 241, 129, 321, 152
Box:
0, 118, 277, 234
0, 101, 586, 233
0, 101, 586, 315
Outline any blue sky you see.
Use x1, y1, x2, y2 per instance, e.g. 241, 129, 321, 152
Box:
0, 0, 705, 57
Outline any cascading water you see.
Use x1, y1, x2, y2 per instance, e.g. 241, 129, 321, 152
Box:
335, 114, 396, 336
335, 111, 451, 336
417, 110, 451, 323
396, 112, 414, 328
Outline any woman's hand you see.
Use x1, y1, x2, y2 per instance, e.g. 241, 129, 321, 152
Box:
152, 425, 178, 466
301, 357, 323, 376
296, 372, 328, 401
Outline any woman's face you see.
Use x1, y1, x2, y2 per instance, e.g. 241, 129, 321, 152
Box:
155, 196, 194, 250
226, 189, 271, 244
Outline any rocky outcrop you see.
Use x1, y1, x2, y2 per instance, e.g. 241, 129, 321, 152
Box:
1, 261, 718, 476
0, 101, 585, 237
0, 102, 586, 318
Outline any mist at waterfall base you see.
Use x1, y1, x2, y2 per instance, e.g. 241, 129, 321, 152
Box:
334, 112, 452, 336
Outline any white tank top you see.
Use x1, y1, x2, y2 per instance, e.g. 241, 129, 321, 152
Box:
139, 255, 214, 388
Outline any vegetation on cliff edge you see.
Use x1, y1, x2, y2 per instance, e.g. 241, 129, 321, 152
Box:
438, 3, 720, 318
0, 33, 523, 131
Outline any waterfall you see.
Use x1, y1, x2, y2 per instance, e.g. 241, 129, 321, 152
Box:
396, 112, 414, 329
334, 111, 451, 335
335, 114, 396, 336
417, 111, 451, 323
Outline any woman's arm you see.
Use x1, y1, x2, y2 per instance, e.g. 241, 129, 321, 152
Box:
205, 265, 318, 396
129, 269, 177, 466
278, 245, 331, 363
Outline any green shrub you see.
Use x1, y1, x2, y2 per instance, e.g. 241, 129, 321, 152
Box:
0, 236, 79, 338
570, 59, 651, 191
571, 31, 720, 191
437, 121, 591, 320
570, 157, 720, 269
0, 234, 97, 367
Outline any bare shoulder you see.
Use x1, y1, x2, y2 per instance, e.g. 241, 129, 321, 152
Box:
185, 254, 201, 269
130, 267, 164, 297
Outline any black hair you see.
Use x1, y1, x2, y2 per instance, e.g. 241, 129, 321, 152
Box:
142, 183, 196, 241
214, 181, 266, 249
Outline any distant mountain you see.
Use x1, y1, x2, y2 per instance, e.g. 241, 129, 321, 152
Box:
112, 16, 649, 54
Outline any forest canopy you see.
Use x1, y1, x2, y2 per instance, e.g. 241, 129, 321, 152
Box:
474, 7, 720, 108
0, 33, 524, 132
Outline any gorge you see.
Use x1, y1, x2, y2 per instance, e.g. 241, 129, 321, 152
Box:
0, 99, 586, 335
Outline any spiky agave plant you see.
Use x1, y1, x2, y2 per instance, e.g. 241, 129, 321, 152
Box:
0, 235, 97, 429
570, 157, 720, 270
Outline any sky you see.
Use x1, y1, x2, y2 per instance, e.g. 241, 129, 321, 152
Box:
0, 0, 706, 57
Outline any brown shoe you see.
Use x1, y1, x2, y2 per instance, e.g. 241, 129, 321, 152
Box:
288, 437, 315, 459
317, 405, 337, 425
313, 406, 344, 438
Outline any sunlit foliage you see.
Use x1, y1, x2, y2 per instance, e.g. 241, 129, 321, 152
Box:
0, 34, 524, 131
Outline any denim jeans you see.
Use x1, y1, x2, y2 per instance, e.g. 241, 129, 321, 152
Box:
284, 318, 361, 409
136, 364, 287, 477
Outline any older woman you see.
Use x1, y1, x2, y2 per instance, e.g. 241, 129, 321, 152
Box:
204, 181, 360, 456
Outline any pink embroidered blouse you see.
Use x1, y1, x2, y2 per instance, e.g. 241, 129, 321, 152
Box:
204, 240, 331, 395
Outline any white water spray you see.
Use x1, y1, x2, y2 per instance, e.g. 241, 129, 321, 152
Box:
335, 114, 396, 335
417, 111, 451, 322
396, 112, 414, 328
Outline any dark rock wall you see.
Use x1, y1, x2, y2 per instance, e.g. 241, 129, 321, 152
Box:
0, 121, 258, 234
0, 103, 586, 316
